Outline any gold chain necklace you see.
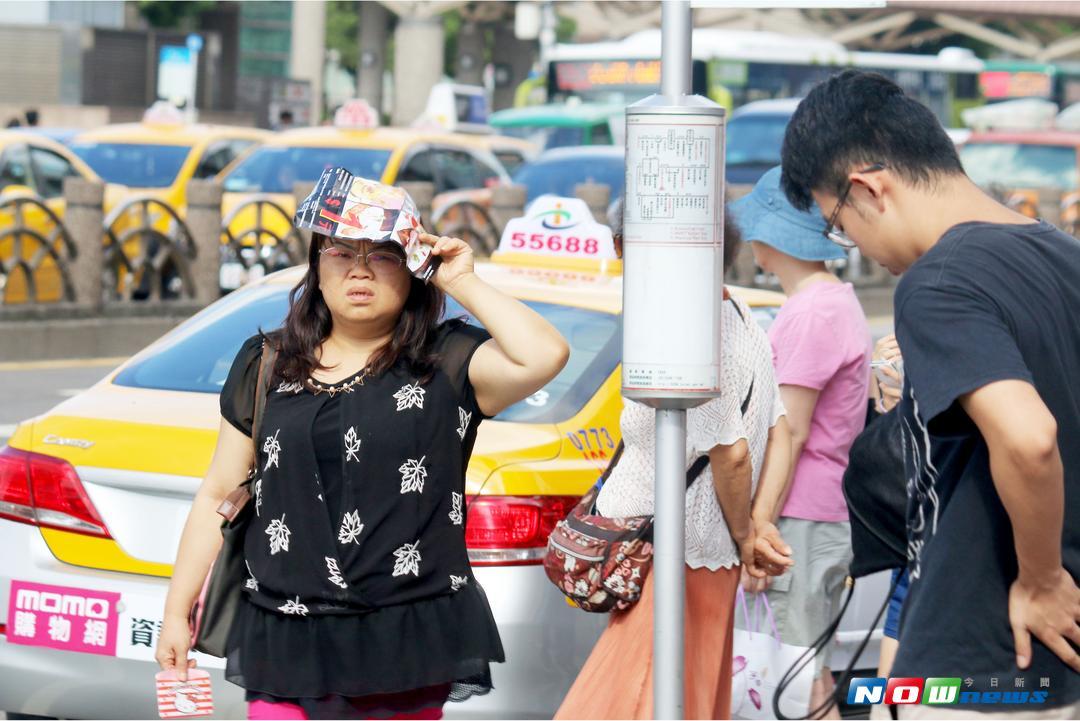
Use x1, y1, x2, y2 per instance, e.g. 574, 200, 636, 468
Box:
306, 372, 367, 397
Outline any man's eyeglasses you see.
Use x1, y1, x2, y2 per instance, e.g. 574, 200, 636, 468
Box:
319, 241, 405, 275
823, 163, 886, 249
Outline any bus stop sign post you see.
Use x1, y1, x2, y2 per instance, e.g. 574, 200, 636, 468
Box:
622, 2, 727, 718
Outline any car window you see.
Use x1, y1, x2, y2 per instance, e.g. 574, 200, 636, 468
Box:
69, 142, 191, 188
113, 285, 291, 394
960, 142, 1079, 191
28, 146, 79, 198
197, 140, 241, 180
435, 150, 488, 191
221, 146, 393, 194
111, 282, 622, 425
0, 143, 32, 192
398, 149, 436, 184
512, 154, 625, 203
230, 139, 258, 161
726, 114, 790, 167
590, 122, 613, 145
446, 299, 621, 424
494, 150, 526, 175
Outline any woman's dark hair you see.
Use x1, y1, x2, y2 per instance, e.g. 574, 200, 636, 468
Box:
609, 196, 742, 272
781, 70, 963, 211
722, 209, 742, 274
265, 233, 445, 383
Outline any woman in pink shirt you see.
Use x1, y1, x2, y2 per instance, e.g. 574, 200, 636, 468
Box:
732, 166, 872, 719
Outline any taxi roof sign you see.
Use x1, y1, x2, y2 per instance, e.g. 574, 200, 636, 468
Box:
495, 195, 619, 273
334, 99, 380, 130
143, 100, 185, 126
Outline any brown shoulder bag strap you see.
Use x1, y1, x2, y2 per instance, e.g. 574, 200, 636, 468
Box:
251, 341, 279, 445
217, 341, 279, 521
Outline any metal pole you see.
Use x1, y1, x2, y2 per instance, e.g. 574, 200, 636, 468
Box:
655, 5, 692, 719
654, 408, 688, 719
661, 1, 692, 100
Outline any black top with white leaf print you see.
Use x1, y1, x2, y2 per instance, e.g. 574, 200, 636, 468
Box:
220, 321, 504, 710
221, 321, 491, 613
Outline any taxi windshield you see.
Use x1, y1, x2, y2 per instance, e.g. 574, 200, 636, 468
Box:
70, 142, 191, 188
222, 146, 393, 194
112, 282, 621, 425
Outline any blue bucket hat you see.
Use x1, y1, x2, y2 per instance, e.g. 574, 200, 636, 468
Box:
730, 166, 846, 262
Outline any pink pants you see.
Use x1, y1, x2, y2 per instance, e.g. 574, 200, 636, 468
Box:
247, 699, 444, 720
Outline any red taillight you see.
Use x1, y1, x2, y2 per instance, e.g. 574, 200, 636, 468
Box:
465, 495, 578, 566
0, 447, 34, 525
0, 446, 111, 538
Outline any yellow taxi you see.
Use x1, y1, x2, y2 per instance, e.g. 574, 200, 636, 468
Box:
216, 125, 513, 289
69, 119, 269, 212
0, 130, 102, 304
0, 236, 783, 717
66, 118, 268, 298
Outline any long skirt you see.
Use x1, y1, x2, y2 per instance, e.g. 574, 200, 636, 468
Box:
555, 564, 741, 720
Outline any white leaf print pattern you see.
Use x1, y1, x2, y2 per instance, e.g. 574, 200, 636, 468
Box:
399, 456, 428, 494
262, 429, 281, 471
326, 557, 348, 589
278, 596, 308, 616
244, 561, 259, 592
344, 426, 362, 463
456, 407, 472, 441
276, 381, 304, 394
449, 492, 463, 526
392, 540, 422, 577
450, 575, 469, 592
338, 510, 364, 545
254, 478, 263, 517
393, 382, 426, 411
265, 514, 291, 555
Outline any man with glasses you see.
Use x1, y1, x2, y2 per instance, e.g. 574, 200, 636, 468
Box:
781, 69, 1080, 718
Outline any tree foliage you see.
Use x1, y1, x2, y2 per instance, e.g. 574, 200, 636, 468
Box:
137, 0, 216, 29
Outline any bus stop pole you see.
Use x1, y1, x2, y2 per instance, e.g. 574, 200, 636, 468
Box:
654, 4, 693, 720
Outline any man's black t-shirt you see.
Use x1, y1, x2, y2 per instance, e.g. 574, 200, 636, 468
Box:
892, 220, 1080, 707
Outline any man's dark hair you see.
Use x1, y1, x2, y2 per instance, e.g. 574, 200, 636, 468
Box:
280, 109, 294, 123
24, 109, 38, 126
780, 70, 963, 211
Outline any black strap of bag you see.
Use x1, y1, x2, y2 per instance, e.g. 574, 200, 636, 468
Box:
216, 342, 278, 521
772, 409, 908, 717
773, 572, 903, 720
190, 341, 279, 657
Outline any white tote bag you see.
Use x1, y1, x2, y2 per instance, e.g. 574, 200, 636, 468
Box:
731, 588, 814, 720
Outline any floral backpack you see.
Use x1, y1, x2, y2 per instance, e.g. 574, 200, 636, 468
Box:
543, 444, 710, 612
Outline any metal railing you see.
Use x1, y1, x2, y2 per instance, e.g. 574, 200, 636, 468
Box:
102, 195, 197, 301
430, 199, 500, 256
0, 191, 77, 305
219, 195, 306, 291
